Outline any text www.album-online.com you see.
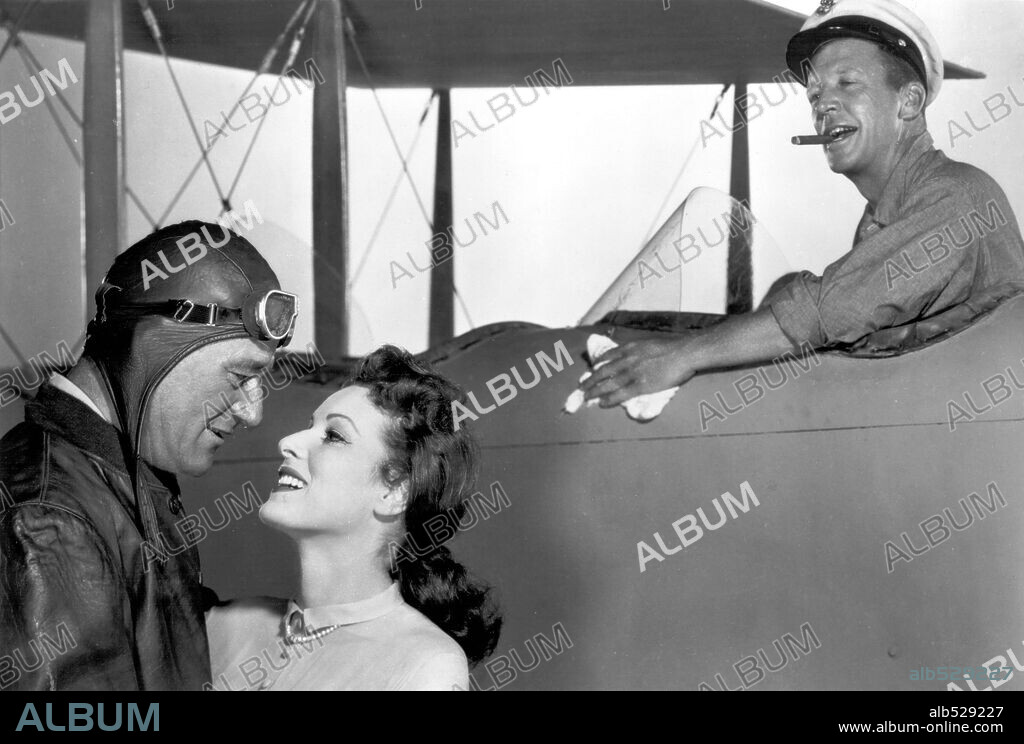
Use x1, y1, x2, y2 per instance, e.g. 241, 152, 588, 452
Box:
837, 721, 1003, 734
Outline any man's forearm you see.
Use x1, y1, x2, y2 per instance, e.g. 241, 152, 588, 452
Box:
581, 308, 808, 404
686, 308, 802, 373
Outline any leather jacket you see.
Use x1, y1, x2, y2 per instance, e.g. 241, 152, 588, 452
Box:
0, 383, 210, 690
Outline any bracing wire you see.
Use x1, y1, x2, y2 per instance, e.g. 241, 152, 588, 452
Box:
1, 6, 156, 227
156, 0, 315, 226
345, 19, 434, 232
137, 0, 231, 211
13, 45, 82, 165
0, 0, 37, 64
345, 19, 477, 331
221, 0, 320, 210
0, 1, 142, 367
453, 287, 476, 330
3, 1, 472, 347
637, 83, 732, 249
10, 36, 158, 227
349, 91, 437, 289
0, 322, 29, 370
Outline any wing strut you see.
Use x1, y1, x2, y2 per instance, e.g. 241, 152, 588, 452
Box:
84, 0, 126, 324
727, 83, 753, 314
312, 0, 349, 360
428, 89, 454, 347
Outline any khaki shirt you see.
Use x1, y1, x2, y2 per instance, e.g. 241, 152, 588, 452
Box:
769, 132, 1024, 349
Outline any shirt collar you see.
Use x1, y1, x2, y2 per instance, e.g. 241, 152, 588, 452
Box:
285, 583, 403, 632
868, 131, 935, 227
48, 373, 109, 423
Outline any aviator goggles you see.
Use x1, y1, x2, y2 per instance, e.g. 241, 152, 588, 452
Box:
99, 288, 299, 347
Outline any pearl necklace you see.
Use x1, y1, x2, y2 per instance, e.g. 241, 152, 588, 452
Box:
284, 622, 341, 645
284, 607, 342, 646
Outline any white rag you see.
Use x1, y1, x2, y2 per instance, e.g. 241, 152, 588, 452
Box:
563, 334, 679, 422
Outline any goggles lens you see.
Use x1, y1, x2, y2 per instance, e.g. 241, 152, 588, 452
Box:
261, 290, 298, 340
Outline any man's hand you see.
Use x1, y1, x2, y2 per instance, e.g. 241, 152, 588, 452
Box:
578, 310, 797, 410
580, 337, 697, 408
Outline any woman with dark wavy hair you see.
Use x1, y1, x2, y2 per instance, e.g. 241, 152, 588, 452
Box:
206, 345, 502, 690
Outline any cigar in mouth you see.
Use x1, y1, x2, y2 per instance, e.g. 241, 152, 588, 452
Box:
791, 134, 837, 146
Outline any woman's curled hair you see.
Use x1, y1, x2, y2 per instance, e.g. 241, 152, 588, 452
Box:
351, 345, 502, 665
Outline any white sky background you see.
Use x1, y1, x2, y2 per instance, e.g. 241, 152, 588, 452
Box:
1, 0, 1022, 363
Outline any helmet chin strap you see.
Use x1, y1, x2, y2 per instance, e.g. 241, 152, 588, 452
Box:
92, 355, 147, 530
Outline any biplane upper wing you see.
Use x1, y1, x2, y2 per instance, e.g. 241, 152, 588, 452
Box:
4, 0, 984, 86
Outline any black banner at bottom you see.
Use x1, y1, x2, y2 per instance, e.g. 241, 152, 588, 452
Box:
0, 691, 1017, 738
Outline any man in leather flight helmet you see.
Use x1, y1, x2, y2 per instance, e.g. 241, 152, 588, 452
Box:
0, 221, 298, 690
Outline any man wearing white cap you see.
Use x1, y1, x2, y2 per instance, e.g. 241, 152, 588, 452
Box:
583, 0, 1024, 408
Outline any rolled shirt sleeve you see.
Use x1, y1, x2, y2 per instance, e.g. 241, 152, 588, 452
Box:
768, 176, 995, 349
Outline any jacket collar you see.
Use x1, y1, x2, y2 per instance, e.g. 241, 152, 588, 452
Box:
26, 381, 178, 495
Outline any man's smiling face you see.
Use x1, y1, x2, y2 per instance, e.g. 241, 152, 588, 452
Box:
143, 337, 275, 477
806, 39, 907, 181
